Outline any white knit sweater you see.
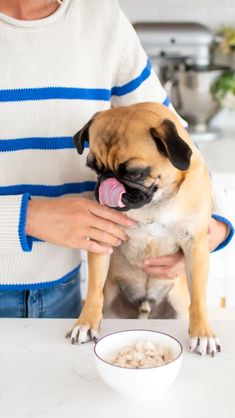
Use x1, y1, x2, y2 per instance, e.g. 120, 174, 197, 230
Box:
0, 0, 233, 288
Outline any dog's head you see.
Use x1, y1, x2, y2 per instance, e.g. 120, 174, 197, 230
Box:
73, 102, 192, 211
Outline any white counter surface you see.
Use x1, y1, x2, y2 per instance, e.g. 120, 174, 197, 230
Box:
0, 319, 234, 418
197, 133, 235, 173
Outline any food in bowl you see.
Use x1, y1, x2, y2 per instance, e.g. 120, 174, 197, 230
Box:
94, 329, 183, 399
108, 339, 173, 368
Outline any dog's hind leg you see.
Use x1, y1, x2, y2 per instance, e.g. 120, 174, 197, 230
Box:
167, 275, 189, 319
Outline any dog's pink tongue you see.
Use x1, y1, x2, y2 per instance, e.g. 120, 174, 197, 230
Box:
99, 178, 126, 208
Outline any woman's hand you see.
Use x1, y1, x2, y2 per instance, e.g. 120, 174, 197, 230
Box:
141, 217, 229, 279
207, 216, 229, 252
26, 197, 135, 254
142, 251, 185, 279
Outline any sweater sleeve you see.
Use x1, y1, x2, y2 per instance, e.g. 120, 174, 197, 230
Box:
111, 2, 234, 250
0, 194, 33, 253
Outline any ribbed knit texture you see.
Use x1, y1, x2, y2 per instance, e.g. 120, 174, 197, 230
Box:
0, 195, 23, 251
0, 0, 232, 287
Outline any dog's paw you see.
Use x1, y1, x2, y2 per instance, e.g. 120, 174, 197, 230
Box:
66, 304, 102, 345
66, 323, 99, 345
189, 316, 221, 356
189, 336, 221, 356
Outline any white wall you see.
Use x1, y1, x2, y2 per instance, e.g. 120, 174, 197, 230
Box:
118, 0, 235, 31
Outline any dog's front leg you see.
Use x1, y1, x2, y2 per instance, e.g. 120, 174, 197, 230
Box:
67, 253, 110, 344
184, 235, 221, 356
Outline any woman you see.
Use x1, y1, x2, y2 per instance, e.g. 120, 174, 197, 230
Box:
0, 0, 233, 318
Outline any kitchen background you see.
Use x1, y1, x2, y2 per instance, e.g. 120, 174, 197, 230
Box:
119, 0, 235, 129
81, 0, 235, 317
119, 0, 235, 30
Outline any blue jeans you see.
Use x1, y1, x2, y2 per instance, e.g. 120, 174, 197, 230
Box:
0, 273, 82, 318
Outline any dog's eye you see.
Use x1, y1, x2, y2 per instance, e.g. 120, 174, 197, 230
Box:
127, 172, 145, 180
118, 163, 151, 181
125, 167, 151, 181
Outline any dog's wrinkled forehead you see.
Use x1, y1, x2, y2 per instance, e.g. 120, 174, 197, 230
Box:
89, 109, 148, 147
75, 107, 153, 151
86, 109, 164, 169
74, 103, 192, 172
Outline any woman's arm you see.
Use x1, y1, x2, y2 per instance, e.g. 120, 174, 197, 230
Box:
25, 196, 135, 255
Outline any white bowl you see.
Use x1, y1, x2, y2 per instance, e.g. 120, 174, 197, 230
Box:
94, 329, 183, 399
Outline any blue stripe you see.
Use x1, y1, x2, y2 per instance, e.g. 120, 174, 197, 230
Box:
111, 59, 152, 96
0, 136, 89, 152
0, 265, 81, 291
162, 95, 171, 107
18, 193, 33, 252
0, 182, 96, 197
0, 136, 74, 152
0, 87, 111, 102
0, 60, 152, 103
212, 214, 234, 251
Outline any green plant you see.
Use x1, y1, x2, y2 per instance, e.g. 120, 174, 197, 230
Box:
211, 71, 235, 109
218, 27, 235, 54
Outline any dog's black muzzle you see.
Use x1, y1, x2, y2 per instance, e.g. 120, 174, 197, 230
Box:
95, 171, 157, 211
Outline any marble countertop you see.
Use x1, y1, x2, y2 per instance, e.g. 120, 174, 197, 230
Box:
0, 318, 234, 418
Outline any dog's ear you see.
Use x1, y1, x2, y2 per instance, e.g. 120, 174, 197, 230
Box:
150, 119, 192, 170
73, 118, 93, 155
73, 112, 100, 154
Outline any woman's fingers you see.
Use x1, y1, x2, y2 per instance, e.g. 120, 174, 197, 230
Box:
80, 238, 113, 255
89, 202, 136, 228
87, 215, 128, 242
85, 227, 123, 247
143, 252, 183, 268
142, 251, 185, 279
142, 265, 180, 279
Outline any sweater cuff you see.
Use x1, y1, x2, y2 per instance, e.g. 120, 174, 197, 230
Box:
18, 193, 33, 252
0, 194, 33, 253
211, 213, 234, 252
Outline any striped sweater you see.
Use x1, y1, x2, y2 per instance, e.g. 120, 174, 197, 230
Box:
0, 0, 233, 288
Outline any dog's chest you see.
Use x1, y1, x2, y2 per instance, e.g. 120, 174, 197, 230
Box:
123, 205, 188, 261
125, 222, 178, 260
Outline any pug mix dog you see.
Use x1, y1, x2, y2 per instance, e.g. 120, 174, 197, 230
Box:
67, 102, 220, 356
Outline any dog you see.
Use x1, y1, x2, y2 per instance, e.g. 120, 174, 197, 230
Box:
67, 102, 220, 356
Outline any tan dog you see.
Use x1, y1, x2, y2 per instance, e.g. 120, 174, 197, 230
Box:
67, 102, 220, 356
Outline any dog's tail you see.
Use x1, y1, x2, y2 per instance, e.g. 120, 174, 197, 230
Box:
138, 300, 151, 319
